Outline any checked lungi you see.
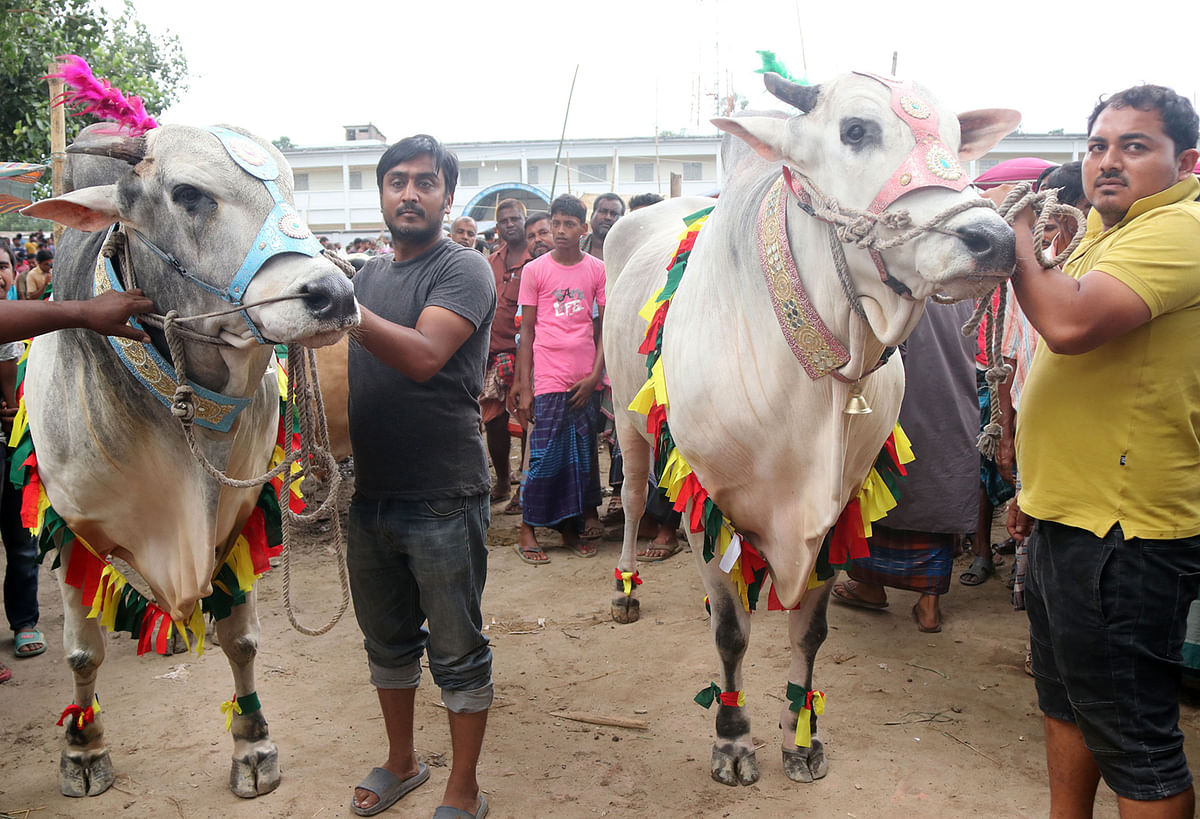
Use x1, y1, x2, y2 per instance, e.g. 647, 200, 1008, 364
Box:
847, 524, 955, 596
522, 392, 601, 531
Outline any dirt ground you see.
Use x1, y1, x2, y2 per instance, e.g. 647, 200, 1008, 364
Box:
2, 476, 1198, 819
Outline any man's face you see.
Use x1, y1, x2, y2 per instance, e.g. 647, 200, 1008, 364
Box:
1084, 106, 1193, 229
0, 255, 12, 289
451, 218, 477, 248
589, 197, 624, 240
551, 213, 587, 251
526, 218, 554, 258
380, 154, 452, 246
496, 206, 526, 246
36, 257, 52, 276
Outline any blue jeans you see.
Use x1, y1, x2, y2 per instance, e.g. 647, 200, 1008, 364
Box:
347, 493, 492, 713
1, 444, 39, 633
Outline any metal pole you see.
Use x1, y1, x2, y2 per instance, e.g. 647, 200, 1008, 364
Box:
549, 64, 580, 200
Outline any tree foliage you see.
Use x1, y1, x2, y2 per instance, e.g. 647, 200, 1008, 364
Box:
0, 0, 189, 165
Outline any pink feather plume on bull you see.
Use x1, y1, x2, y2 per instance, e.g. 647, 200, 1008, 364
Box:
44, 54, 158, 135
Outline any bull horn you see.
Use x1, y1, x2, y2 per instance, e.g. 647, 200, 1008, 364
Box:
763, 72, 819, 113
66, 132, 147, 165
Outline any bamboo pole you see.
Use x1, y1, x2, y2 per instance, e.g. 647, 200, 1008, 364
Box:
48, 70, 65, 245
549, 65, 580, 200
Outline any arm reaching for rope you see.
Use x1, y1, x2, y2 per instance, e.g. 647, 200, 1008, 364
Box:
1009, 207, 1149, 355
0, 289, 152, 344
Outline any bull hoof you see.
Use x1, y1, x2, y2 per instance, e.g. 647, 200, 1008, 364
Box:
611, 594, 641, 624
710, 745, 759, 786
782, 738, 828, 783
230, 744, 280, 798
60, 747, 114, 797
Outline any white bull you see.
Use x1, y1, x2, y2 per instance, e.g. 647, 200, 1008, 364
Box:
604, 71, 1018, 785
20, 123, 358, 798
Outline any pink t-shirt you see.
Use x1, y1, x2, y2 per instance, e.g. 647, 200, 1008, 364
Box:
518, 252, 606, 396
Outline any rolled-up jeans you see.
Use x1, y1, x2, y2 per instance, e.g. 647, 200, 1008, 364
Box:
348, 493, 493, 713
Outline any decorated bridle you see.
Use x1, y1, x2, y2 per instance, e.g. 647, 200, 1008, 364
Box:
127, 126, 323, 343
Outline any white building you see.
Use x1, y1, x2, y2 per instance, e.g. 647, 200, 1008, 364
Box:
283, 125, 1087, 245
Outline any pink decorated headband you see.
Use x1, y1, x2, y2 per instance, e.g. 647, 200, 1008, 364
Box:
44, 55, 159, 136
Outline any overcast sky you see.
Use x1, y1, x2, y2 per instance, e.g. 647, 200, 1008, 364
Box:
110, 0, 1195, 148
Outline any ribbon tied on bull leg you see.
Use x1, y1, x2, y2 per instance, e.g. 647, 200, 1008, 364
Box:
219, 691, 263, 731
614, 567, 643, 596
785, 682, 825, 747
57, 695, 102, 731
694, 682, 746, 708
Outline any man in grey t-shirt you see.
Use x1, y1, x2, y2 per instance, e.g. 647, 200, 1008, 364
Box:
346, 134, 496, 819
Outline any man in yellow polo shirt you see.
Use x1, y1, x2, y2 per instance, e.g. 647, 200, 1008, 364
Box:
1009, 85, 1200, 817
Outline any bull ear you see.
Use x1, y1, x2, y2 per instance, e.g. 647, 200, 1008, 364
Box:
22, 185, 121, 232
957, 109, 1022, 161
712, 116, 788, 163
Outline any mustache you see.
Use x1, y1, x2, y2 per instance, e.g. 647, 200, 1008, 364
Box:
394, 205, 426, 218
1097, 169, 1127, 184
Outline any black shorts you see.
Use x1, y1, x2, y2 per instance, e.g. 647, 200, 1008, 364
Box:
1026, 519, 1200, 801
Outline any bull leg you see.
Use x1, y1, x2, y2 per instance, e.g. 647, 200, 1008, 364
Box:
611, 414, 651, 623
216, 588, 280, 798
695, 544, 758, 786
779, 579, 832, 783
55, 556, 114, 797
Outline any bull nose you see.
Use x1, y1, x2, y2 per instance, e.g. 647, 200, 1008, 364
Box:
300, 276, 356, 322
955, 221, 1016, 272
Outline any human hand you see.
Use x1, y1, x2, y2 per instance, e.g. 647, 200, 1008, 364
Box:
998, 435, 1016, 486
1006, 494, 1033, 542
515, 391, 534, 428
567, 377, 596, 410
82, 289, 154, 341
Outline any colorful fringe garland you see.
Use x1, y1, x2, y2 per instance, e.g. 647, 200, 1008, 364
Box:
8, 348, 296, 656
627, 207, 914, 613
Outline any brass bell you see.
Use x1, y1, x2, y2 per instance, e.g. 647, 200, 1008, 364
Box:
843, 380, 872, 415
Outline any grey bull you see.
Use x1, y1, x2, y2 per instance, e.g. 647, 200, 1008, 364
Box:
20, 123, 358, 798
603, 72, 1018, 785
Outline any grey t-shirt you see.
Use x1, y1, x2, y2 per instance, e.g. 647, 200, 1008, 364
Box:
349, 239, 497, 500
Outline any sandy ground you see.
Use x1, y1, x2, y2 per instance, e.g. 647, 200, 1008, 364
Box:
2, 483, 1198, 819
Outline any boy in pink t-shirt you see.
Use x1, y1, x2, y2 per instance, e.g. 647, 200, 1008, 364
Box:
512, 195, 606, 564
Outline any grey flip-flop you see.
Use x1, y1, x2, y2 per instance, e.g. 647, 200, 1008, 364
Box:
351, 762, 429, 817
433, 795, 489, 819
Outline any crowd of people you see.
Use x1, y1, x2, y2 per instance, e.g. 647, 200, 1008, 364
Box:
2, 79, 1198, 818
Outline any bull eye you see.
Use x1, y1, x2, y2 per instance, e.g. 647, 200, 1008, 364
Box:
841, 119, 868, 146
171, 184, 212, 213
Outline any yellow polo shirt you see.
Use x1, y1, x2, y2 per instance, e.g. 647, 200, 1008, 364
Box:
1016, 176, 1200, 539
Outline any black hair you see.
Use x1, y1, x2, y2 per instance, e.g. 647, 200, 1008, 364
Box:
35, 249, 53, 263
1036, 161, 1086, 207
524, 210, 550, 230
550, 194, 587, 223
592, 192, 626, 215
1087, 85, 1199, 157
375, 134, 460, 197
629, 193, 664, 210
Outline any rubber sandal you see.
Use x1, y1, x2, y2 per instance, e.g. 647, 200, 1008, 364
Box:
569, 540, 598, 558
959, 556, 996, 586
830, 580, 888, 610
351, 762, 429, 816
14, 629, 46, 658
513, 542, 550, 565
636, 541, 683, 563
433, 795, 489, 818
911, 603, 942, 633
502, 494, 522, 516
580, 521, 605, 541
0, 662, 11, 683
